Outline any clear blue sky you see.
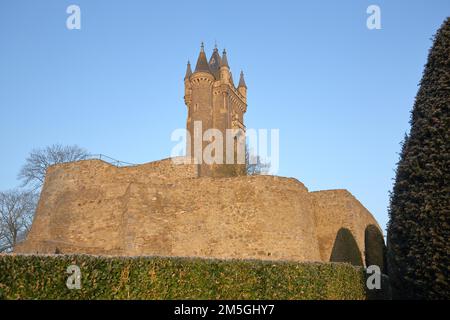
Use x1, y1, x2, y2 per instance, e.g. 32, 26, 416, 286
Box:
0, 1, 449, 232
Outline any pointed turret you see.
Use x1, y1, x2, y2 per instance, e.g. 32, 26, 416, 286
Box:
184, 61, 192, 108
238, 71, 247, 88
194, 42, 211, 73
238, 70, 247, 98
209, 45, 222, 79
220, 48, 230, 83
220, 49, 229, 68
184, 61, 192, 80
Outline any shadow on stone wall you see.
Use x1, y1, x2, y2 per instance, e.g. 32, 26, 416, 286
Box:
364, 224, 386, 273
329, 228, 363, 266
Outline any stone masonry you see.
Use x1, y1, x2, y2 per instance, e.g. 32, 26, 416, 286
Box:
15, 158, 384, 267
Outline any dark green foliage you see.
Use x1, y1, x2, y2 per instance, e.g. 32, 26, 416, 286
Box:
387, 18, 450, 299
365, 225, 386, 273
0, 254, 387, 300
330, 228, 364, 267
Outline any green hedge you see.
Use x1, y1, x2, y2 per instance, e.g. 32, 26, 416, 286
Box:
0, 254, 388, 300
387, 18, 450, 300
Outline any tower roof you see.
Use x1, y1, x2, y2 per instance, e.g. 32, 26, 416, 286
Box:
209, 46, 222, 79
220, 49, 229, 68
194, 42, 212, 73
238, 71, 247, 88
184, 61, 192, 79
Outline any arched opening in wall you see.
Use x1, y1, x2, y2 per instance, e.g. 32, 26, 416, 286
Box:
364, 224, 386, 273
329, 228, 363, 266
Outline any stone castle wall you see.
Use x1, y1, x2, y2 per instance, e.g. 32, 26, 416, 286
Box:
16, 158, 384, 266
311, 190, 382, 263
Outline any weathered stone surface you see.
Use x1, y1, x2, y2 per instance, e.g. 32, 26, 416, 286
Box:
310, 190, 383, 264
15, 158, 383, 266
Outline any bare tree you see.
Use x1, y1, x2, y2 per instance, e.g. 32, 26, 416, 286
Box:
18, 144, 89, 190
246, 145, 271, 175
0, 189, 37, 252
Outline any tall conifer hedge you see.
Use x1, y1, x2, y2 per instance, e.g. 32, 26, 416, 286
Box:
387, 18, 450, 299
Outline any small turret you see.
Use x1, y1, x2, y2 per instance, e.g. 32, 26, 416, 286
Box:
238, 70, 247, 98
184, 61, 192, 108
238, 70, 247, 88
194, 42, 211, 74
220, 49, 230, 83
184, 60, 192, 80
209, 45, 222, 79
220, 49, 229, 68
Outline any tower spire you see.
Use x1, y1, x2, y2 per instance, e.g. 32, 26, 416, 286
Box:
184, 60, 192, 79
194, 42, 211, 73
209, 43, 222, 79
220, 49, 229, 68
238, 70, 247, 88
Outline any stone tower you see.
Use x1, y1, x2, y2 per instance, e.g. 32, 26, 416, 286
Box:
184, 43, 247, 177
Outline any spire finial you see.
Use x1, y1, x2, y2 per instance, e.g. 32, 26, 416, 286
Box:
200, 42, 204, 52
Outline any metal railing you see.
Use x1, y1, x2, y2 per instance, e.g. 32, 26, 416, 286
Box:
84, 154, 137, 167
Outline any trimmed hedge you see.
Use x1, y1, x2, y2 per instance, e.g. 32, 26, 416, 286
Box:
0, 254, 388, 300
